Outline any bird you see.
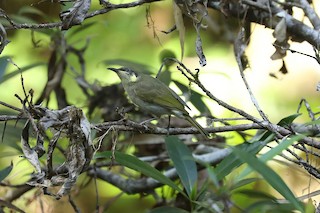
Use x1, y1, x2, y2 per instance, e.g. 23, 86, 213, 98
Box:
108, 67, 210, 138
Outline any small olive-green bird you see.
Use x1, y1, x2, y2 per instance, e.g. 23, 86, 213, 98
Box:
108, 67, 209, 138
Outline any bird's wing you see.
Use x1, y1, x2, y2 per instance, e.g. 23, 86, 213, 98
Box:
133, 75, 189, 112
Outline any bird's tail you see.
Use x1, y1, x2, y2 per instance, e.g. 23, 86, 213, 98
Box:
185, 115, 210, 138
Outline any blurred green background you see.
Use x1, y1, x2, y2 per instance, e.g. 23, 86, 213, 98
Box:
1, 0, 320, 212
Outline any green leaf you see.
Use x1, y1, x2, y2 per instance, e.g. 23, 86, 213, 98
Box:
249, 113, 301, 144
305, 199, 316, 213
104, 59, 152, 75
260, 134, 304, 162
230, 178, 261, 191
0, 119, 24, 152
235, 189, 277, 201
232, 147, 304, 212
0, 62, 45, 84
214, 140, 268, 180
149, 206, 189, 213
94, 151, 183, 194
66, 22, 96, 37
304, 119, 320, 126
173, 80, 209, 113
206, 166, 219, 187
238, 134, 304, 179
165, 136, 197, 197
157, 69, 172, 86
18, 6, 46, 17
0, 162, 13, 182
245, 200, 298, 212
277, 113, 301, 127
0, 56, 10, 80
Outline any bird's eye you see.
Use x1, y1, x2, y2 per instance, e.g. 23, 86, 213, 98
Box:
129, 69, 138, 77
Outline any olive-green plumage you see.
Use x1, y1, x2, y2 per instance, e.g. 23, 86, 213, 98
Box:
108, 67, 209, 138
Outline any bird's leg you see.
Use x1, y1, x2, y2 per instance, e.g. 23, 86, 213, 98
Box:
167, 115, 171, 135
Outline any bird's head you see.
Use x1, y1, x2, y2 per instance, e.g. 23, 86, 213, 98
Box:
108, 67, 139, 83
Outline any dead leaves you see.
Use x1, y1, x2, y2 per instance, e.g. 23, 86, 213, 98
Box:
21, 104, 93, 199
173, 1, 186, 61
60, 0, 91, 30
172, 0, 208, 66
270, 13, 291, 78
271, 16, 289, 60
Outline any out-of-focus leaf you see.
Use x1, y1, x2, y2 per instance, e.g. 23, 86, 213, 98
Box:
232, 147, 304, 212
66, 22, 95, 37
173, 80, 209, 114
18, 6, 46, 17
248, 129, 274, 143
157, 69, 172, 86
0, 161, 13, 182
0, 62, 45, 84
33, 28, 57, 37
235, 189, 277, 201
9, 14, 36, 24
230, 177, 260, 191
0, 199, 25, 213
60, 0, 91, 30
150, 206, 189, 213
95, 151, 183, 194
304, 119, 320, 125
0, 120, 23, 152
103, 59, 153, 75
305, 199, 316, 213
173, 1, 185, 60
207, 166, 219, 187
0, 56, 10, 80
159, 49, 176, 68
165, 136, 197, 197
245, 200, 298, 212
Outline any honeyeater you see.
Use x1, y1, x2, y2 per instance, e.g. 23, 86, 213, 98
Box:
108, 67, 209, 138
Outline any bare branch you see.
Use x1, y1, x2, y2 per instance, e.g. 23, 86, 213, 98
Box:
297, 0, 320, 30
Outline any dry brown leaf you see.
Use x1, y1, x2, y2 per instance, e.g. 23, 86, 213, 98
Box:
60, 0, 91, 30
173, 0, 185, 60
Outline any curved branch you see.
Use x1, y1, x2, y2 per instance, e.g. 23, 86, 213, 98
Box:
207, 0, 320, 48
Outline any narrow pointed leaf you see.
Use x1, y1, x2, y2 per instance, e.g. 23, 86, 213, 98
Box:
95, 151, 183, 193
238, 134, 304, 179
0, 161, 13, 182
173, 80, 209, 113
165, 136, 197, 197
232, 147, 304, 212
277, 113, 301, 127
0, 62, 45, 84
0, 56, 10, 80
214, 140, 267, 180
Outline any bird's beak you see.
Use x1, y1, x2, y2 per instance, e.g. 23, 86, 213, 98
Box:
107, 67, 119, 73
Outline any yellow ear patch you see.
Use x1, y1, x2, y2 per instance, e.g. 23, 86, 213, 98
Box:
128, 72, 138, 82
